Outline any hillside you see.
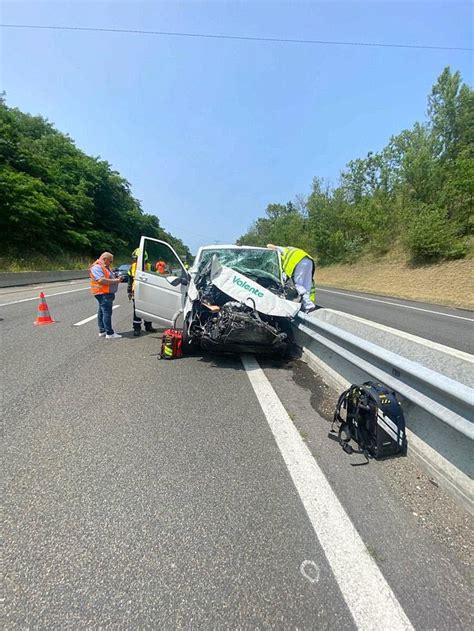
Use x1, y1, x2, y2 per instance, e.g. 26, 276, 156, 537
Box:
0, 96, 190, 263
316, 256, 474, 310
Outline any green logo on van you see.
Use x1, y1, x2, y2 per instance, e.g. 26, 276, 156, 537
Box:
232, 275, 264, 298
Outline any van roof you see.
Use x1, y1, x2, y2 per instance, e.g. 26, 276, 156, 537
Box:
198, 244, 269, 251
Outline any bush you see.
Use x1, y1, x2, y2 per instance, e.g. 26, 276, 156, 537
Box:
403, 205, 469, 263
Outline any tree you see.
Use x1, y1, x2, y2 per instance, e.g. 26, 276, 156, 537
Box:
237, 67, 473, 265
0, 98, 191, 262
428, 67, 464, 160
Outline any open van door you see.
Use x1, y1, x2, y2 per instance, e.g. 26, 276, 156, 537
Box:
134, 236, 189, 328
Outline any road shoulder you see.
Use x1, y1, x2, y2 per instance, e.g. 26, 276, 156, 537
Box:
262, 358, 473, 630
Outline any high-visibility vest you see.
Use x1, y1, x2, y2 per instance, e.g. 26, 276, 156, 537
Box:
129, 261, 151, 276
90, 260, 112, 295
128, 260, 152, 292
281, 247, 316, 303
281, 247, 311, 277
128, 261, 136, 290
132, 248, 150, 267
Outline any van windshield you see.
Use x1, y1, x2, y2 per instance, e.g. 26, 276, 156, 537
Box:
198, 248, 281, 284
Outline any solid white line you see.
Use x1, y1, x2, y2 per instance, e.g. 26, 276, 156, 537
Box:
318, 288, 473, 321
73, 305, 120, 326
241, 354, 413, 631
0, 287, 89, 307
322, 309, 474, 362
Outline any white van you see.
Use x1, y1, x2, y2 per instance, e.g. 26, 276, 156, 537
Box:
134, 237, 300, 354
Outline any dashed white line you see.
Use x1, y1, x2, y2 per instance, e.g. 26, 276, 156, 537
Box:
242, 354, 413, 631
318, 288, 473, 321
0, 287, 89, 307
73, 305, 120, 326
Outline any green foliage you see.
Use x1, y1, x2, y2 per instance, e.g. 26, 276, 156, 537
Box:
0, 96, 190, 263
0, 253, 91, 272
237, 201, 315, 255
403, 205, 469, 262
237, 68, 473, 265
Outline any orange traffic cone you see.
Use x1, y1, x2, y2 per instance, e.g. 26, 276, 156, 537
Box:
34, 292, 55, 325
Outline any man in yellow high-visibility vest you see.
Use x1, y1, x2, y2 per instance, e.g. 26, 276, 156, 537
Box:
267, 243, 316, 313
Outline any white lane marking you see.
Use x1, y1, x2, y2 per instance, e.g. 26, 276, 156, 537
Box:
30, 282, 84, 289
0, 287, 89, 307
241, 355, 413, 631
322, 309, 474, 362
73, 305, 120, 326
318, 288, 474, 322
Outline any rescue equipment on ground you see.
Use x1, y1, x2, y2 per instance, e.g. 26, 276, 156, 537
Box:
34, 292, 55, 325
330, 381, 407, 463
159, 329, 183, 359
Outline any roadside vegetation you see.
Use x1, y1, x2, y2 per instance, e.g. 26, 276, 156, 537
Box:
0, 94, 191, 269
237, 68, 473, 270
317, 255, 474, 310
0, 254, 92, 273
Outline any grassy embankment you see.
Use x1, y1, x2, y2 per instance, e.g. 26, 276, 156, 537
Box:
0, 255, 91, 272
316, 254, 474, 310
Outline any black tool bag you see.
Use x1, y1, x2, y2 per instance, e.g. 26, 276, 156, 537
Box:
331, 381, 407, 462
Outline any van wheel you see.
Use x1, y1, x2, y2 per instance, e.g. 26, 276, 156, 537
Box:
182, 316, 196, 354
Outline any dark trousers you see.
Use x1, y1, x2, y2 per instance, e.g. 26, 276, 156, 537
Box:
95, 293, 115, 335
132, 300, 152, 331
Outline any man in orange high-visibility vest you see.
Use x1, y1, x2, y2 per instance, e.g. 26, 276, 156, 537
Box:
89, 252, 122, 338
155, 259, 166, 274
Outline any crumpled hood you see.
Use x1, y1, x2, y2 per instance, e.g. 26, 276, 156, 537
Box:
210, 261, 300, 318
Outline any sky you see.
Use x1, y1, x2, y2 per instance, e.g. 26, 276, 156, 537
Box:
1, 1, 473, 253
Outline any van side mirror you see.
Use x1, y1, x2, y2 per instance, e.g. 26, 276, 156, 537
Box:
167, 276, 188, 287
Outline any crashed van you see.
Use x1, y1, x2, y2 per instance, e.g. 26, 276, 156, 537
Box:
134, 237, 302, 354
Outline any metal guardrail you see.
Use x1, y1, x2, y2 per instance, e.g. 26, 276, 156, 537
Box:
296, 312, 474, 440
0, 270, 89, 288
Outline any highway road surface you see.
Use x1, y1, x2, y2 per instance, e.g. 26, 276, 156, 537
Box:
2, 279, 472, 628
316, 287, 474, 354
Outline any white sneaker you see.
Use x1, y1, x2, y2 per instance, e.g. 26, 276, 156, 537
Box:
106, 333, 122, 339
98, 332, 106, 337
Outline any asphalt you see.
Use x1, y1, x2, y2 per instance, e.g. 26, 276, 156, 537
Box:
2, 281, 472, 628
260, 358, 472, 631
316, 287, 474, 354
